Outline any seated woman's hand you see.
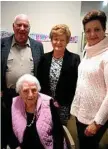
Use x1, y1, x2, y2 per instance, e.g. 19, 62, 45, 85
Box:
53, 100, 60, 108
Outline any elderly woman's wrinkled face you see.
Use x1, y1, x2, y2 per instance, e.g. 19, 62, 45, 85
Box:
85, 20, 105, 46
51, 34, 67, 52
20, 81, 38, 107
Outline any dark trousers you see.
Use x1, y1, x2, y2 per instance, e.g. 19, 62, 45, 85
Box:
3, 88, 18, 108
76, 118, 108, 149
1, 88, 18, 149
1, 102, 9, 149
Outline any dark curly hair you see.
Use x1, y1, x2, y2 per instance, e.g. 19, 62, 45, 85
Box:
82, 10, 107, 31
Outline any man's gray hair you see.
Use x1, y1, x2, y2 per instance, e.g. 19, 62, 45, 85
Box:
13, 14, 30, 26
16, 74, 41, 93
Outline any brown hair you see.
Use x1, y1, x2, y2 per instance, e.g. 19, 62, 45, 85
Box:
49, 24, 71, 43
82, 10, 107, 31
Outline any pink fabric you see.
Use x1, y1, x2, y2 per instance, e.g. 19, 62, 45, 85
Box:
12, 93, 53, 149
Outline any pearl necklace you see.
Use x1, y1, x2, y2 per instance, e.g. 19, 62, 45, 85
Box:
26, 112, 36, 127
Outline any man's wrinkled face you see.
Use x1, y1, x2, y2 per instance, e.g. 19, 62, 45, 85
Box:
13, 17, 30, 45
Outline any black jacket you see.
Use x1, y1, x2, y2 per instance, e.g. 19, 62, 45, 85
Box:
37, 49, 80, 106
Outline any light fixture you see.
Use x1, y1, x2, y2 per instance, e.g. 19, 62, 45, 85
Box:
103, 0, 108, 6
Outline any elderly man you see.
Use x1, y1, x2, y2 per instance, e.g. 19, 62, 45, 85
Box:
1, 14, 44, 148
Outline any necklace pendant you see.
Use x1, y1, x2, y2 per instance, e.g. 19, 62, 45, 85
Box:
26, 113, 35, 127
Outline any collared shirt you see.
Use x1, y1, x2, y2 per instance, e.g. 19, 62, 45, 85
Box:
6, 36, 34, 89
11, 37, 30, 48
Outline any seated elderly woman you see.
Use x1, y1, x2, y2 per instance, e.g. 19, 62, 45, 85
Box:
9, 74, 67, 149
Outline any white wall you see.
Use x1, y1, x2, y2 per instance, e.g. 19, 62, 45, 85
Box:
1, 1, 82, 54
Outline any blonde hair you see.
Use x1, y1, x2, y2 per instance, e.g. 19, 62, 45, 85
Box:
49, 24, 71, 43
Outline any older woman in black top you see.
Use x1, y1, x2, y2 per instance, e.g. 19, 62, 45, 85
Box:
37, 24, 80, 125
3, 74, 67, 149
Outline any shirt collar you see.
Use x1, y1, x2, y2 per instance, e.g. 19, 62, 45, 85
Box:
11, 36, 30, 47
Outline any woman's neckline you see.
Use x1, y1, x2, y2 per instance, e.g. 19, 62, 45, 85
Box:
53, 56, 63, 60
26, 111, 34, 114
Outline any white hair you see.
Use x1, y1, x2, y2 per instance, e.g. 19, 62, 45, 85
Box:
16, 74, 41, 93
13, 14, 30, 26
